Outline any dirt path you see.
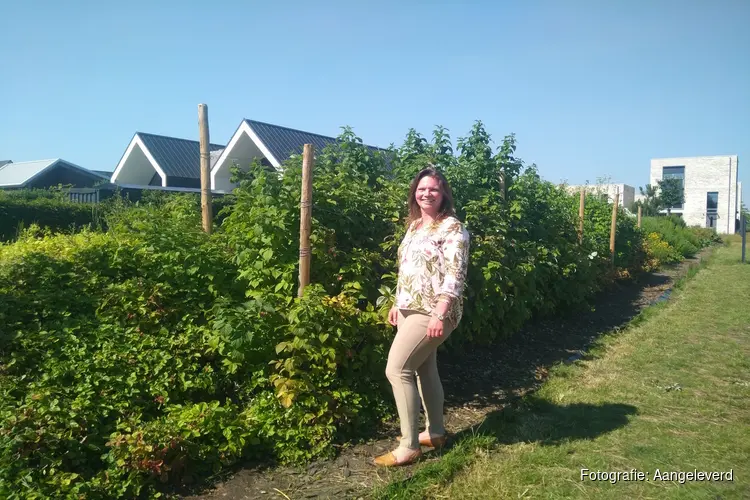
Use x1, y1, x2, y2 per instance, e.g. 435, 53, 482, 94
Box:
183, 249, 712, 500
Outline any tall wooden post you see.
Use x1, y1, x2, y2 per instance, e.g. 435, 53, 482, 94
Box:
578, 188, 585, 244
198, 104, 213, 234
741, 214, 746, 264
637, 205, 642, 228
298, 144, 314, 297
610, 189, 619, 264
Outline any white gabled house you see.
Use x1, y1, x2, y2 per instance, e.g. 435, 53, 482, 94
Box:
210, 119, 385, 192
110, 119, 386, 194
111, 132, 225, 189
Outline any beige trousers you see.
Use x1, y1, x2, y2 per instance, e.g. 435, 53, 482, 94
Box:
385, 309, 454, 450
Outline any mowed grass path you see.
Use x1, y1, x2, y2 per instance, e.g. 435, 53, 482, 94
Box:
376, 238, 750, 499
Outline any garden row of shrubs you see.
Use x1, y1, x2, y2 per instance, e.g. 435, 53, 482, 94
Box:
0, 123, 719, 498
0, 188, 236, 243
640, 215, 720, 268
0, 189, 100, 242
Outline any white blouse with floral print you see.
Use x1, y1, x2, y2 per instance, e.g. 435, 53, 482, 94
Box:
396, 215, 471, 326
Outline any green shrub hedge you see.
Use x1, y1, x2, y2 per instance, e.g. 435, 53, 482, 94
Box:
641, 216, 720, 259
0, 123, 651, 497
0, 191, 100, 242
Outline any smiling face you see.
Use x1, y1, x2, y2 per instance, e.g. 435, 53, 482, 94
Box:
415, 175, 444, 217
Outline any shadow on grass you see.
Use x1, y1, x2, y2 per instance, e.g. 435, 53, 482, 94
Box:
375, 398, 637, 499
460, 397, 638, 446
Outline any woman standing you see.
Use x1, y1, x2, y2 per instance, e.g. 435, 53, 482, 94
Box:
374, 167, 470, 467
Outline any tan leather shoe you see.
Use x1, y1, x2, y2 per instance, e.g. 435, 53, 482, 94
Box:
397, 434, 449, 449
420, 434, 448, 449
373, 448, 422, 467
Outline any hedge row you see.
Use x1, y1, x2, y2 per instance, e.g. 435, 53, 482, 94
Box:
0, 189, 237, 243
0, 192, 99, 242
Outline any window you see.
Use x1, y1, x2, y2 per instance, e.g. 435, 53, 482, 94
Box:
662, 166, 685, 209
706, 192, 718, 213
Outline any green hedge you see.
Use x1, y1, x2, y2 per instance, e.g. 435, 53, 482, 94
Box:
0, 193, 99, 242
0, 189, 236, 244
641, 216, 720, 259
0, 123, 649, 498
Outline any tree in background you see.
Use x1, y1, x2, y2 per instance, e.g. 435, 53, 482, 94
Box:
657, 177, 684, 215
635, 183, 663, 216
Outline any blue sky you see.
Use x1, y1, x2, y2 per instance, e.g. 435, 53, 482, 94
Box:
2, 1, 748, 203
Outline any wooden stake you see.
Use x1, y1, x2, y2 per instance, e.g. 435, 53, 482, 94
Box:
198, 104, 213, 234
637, 205, 642, 228
610, 189, 619, 263
578, 188, 585, 244
741, 214, 746, 263
298, 144, 314, 297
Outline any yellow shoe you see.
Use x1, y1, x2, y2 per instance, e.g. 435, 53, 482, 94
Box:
373, 448, 422, 467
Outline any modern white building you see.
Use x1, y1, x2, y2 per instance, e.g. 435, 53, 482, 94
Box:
565, 183, 636, 211
650, 155, 740, 234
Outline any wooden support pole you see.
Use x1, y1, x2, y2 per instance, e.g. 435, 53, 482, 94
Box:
610, 190, 619, 263
198, 104, 213, 234
298, 144, 314, 297
578, 188, 585, 244
742, 214, 746, 264
637, 205, 642, 228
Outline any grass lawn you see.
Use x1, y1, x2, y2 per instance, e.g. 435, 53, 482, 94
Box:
375, 237, 750, 499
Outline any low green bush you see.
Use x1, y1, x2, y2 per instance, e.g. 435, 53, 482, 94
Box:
642, 231, 683, 269
0, 199, 255, 497
688, 226, 723, 247
641, 216, 699, 258
0, 191, 100, 242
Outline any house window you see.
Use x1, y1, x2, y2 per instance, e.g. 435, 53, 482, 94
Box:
706, 191, 719, 229
662, 166, 685, 209
706, 192, 718, 213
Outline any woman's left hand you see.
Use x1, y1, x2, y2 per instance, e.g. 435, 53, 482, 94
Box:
426, 317, 445, 338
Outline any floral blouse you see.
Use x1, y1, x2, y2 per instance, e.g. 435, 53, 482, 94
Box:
396, 216, 471, 326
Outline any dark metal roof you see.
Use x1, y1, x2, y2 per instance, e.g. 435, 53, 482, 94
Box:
0, 160, 12, 168
91, 170, 113, 178
138, 132, 224, 179
244, 119, 386, 164
0, 159, 105, 188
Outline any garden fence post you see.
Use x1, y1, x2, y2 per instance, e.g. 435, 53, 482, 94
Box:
578, 188, 585, 244
742, 214, 746, 263
610, 189, 619, 264
298, 144, 314, 297
198, 104, 213, 234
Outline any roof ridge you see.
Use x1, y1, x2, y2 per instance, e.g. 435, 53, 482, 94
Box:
244, 119, 387, 152
1, 158, 58, 166
244, 119, 342, 142
136, 131, 224, 148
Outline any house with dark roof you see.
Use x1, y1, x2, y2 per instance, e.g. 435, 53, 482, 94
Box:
110, 132, 225, 189
210, 119, 385, 191
0, 159, 109, 189
111, 120, 386, 193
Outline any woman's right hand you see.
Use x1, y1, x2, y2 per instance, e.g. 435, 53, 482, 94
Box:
388, 307, 399, 327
